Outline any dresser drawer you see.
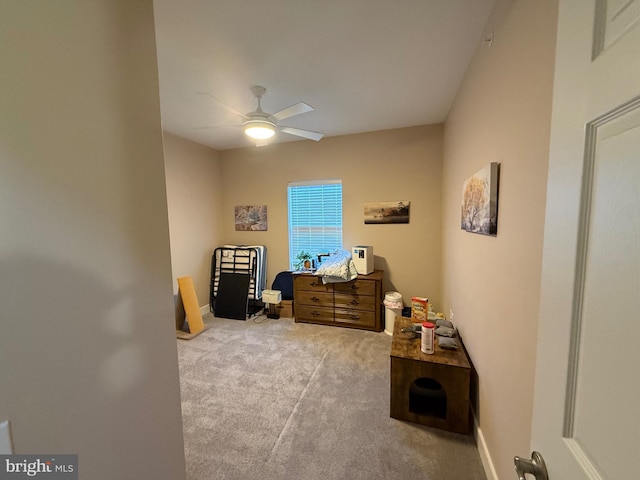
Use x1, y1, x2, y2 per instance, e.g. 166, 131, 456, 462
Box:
334, 308, 376, 328
295, 304, 334, 323
334, 292, 377, 311
295, 290, 333, 307
333, 278, 376, 296
294, 275, 332, 293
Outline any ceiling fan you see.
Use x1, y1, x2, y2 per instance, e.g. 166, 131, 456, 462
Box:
196, 86, 324, 146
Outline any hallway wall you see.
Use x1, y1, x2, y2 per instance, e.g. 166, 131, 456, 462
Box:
0, 2, 186, 478
441, 1, 559, 478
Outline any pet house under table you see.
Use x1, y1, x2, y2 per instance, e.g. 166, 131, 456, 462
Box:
210, 245, 267, 319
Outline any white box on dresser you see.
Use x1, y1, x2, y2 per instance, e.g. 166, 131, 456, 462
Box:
352, 246, 374, 275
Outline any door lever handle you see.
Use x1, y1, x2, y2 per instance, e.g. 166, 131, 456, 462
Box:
514, 451, 548, 480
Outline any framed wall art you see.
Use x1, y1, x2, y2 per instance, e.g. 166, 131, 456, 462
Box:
461, 162, 500, 236
234, 205, 267, 231
364, 201, 410, 224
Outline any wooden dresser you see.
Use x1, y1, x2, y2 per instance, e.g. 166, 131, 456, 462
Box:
293, 270, 383, 332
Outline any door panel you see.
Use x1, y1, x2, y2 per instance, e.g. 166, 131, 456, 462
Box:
530, 0, 640, 478
566, 100, 640, 480
593, 0, 640, 58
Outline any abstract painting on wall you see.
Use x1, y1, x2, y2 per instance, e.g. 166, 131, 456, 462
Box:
364, 201, 410, 224
235, 205, 267, 231
461, 162, 500, 236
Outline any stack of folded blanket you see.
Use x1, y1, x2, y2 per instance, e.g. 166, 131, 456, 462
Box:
314, 249, 358, 284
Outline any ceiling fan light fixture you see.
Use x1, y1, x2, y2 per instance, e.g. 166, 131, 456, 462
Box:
244, 120, 276, 140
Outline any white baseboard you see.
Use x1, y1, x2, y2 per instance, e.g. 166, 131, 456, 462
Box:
474, 414, 499, 480
200, 304, 210, 316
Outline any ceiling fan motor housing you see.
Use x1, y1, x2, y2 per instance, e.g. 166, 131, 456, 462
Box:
243, 116, 276, 140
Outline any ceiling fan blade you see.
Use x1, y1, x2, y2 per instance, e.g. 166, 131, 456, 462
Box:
280, 126, 324, 141
272, 102, 314, 121
196, 92, 248, 119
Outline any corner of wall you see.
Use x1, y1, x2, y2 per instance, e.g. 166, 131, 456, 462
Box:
474, 415, 500, 480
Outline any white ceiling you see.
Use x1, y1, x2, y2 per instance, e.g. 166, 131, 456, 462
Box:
153, 0, 495, 151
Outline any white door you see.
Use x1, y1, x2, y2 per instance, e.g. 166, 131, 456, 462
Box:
524, 1, 640, 479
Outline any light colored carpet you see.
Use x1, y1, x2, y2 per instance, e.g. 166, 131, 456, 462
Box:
177, 313, 487, 480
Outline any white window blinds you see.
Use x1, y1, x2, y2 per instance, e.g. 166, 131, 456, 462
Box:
288, 180, 343, 269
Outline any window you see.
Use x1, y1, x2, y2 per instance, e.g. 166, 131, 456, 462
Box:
288, 180, 343, 269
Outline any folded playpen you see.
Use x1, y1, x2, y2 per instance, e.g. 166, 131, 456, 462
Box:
210, 245, 267, 319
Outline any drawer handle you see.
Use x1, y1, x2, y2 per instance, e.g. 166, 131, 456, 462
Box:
311, 296, 320, 303
310, 281, 320, 287
350, 315, 360, 320
350, 284, 359, 290
349, 299, 360, 306
311, 311, 321, 317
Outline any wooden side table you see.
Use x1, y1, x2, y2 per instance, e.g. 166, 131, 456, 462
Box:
390, 316, 472, 434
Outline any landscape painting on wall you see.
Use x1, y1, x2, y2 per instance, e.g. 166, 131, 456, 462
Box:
461, 162, 500, 236
364, 201, 410, 224
235, 205, 267, 231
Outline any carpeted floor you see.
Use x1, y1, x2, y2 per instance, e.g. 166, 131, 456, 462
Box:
177, 312, 487, 480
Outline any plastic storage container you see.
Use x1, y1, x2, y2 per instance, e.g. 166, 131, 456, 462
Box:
421, 321, 435, 354
383, 291, 403, 335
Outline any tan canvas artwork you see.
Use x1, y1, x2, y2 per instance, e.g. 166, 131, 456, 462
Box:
461, 163, 500, 236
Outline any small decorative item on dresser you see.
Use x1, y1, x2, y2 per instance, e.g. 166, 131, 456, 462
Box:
294, 251, 314, 271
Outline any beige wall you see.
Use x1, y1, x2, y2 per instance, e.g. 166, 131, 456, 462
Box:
219, 125, 443, 308
163, 132, 223, 309
0, 2, 185, 479
441, 1, 558, 479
